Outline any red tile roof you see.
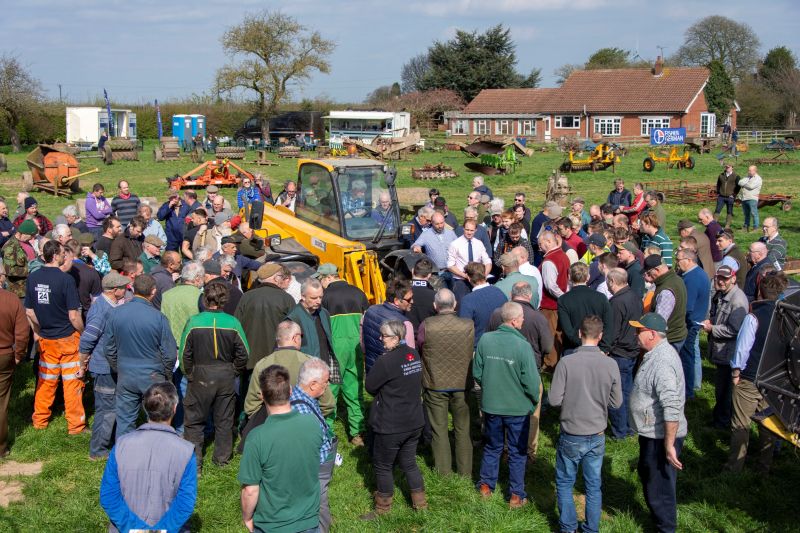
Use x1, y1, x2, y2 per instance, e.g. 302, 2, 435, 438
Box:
463, 88, 558, 114
462, 67, 710, 115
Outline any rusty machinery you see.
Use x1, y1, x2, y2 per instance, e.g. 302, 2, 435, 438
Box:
166, 158, 254, 189
642, 145, 695, 172
21, 144, 99, 197
644, 179, 792, 211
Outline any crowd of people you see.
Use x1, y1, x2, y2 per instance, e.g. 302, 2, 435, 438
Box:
0, 161, 790, 533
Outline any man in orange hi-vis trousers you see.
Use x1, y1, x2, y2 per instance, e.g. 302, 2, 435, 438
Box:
24, 240, 86, 434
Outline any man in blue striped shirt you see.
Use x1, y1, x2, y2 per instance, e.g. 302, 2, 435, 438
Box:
290, 358, 336, 533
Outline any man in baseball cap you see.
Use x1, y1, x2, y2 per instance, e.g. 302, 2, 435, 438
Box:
312, 263, 338, 279
627, 311, 687, 532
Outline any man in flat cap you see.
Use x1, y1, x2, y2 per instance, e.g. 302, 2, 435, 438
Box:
78, 271, 129, 459
140, 235, 164, 274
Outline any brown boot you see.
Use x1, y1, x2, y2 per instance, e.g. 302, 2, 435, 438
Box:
360, 492, 392, 520
410, 489, 428, 511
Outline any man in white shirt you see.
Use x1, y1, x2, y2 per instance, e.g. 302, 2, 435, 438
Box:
512, 246, 543, 306
447, 219, 491, 301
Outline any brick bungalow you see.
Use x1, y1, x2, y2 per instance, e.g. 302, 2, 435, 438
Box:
446, 58, 738, 143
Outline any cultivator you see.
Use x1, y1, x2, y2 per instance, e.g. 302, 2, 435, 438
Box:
642, 146, 695, 172
166, 158, 254, 190
411, 163, 458, 180
643, 180, 714, 204
643, 179, 793, 211
560, 142, 620, 173
763, 138, 796, 151
743, 151, 800, 166
102, 139, 139, 164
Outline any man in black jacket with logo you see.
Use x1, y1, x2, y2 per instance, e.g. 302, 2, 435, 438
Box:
605, 268, 643, 439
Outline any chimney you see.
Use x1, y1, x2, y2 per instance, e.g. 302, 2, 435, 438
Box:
653, 56, 664, 77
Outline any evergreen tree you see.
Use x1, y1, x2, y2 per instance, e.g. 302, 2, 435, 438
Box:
704, 60, 735, 123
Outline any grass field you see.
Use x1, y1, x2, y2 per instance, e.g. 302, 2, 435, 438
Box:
0, 142, 799, 532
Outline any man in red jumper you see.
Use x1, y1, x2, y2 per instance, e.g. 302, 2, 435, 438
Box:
538, 231, 570, 370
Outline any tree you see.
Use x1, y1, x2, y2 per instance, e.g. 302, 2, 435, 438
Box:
759, 46, 797, 88
772, 67, 800, 127
704, 60, 735, 123
585, 47, 631, 69
513, 68, 542, 88
384, 89, 465, 130
0, 54, 44, 152
417, 24, 541, 101
554, 64, 581, 86
215, 11, 334, 139
735, 79, 780, 127
400, 53, 430, 93
365, 85, 395, 105
673, 16, 760, 80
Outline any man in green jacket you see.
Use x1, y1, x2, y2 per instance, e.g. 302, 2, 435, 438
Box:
474, 302, 541, 509
317, 263, 369, 446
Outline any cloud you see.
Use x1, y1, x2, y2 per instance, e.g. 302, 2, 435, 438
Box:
409, 0, 611, 16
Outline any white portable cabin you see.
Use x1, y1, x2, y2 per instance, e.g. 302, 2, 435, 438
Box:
324, 111, 411, 145
66, 106, 137, 148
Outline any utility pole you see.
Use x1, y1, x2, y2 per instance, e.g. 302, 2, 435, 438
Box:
58, 84, 62, 102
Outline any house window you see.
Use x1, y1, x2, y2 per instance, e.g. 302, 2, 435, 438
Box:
593, 117, 621, 136
496, 120, 511, 135
640, 117, 671, 136
700, 113, 716, 137
452, 119, 468, 135
555, 115, 580, 129
519, 120, 535, 136
474, 120, 488, 135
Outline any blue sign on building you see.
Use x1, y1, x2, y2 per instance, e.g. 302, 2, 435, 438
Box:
650, 127, 686, 145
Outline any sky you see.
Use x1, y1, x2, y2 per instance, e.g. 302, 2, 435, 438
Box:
2, 0, 798, 106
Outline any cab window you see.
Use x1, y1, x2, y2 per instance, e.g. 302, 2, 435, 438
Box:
296, 164, 339, 235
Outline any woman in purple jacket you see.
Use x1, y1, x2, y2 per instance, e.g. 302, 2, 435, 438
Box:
85, 183, 113, 238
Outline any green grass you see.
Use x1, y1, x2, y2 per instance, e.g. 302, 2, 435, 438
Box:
0, 143, 799, 531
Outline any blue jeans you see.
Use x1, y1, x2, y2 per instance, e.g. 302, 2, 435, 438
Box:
556, 432, 605, 533
693, 335, 702, 391
679, 325, 700, 398
608, 356, 636, 439
638, 436, 684, 533
714, 196, 735, 217
669, 340, 685, 358
478, 413, 529, 499
172, 370, 187, 436
741, 199, 759, 229
115, 371, 168, 439
89, 372, 116, 457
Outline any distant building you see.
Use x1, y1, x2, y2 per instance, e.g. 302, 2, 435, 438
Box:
445, 58, 739, 143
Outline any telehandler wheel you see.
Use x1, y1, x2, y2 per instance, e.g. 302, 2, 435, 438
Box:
642, 157, 655, 172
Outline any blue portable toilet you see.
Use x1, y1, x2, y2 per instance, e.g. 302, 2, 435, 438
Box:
190, 115, 206, 140
172, 114, 192, 145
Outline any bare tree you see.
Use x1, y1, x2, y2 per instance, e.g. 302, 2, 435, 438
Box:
554, 64, 581, 86
673, 16, 760, 80
0, 55, 44, 152
401, 54, 430, 93
773, 67, 800, 127
215, 11, 334, 139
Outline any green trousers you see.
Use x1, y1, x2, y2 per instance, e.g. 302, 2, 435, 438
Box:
423, 389, 472, 476
329, 325, 365, 438
727, 378, 775, 472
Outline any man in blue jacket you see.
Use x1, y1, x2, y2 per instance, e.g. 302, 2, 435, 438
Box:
106, 274, 177, 438
100, 381, 196, 533
157, 191, 200, 252
676, 249, 710, 398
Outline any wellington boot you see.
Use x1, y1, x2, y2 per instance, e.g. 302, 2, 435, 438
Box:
725, 214, 733, 229
360, 492, 392, 520
410, 489, 428, 511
